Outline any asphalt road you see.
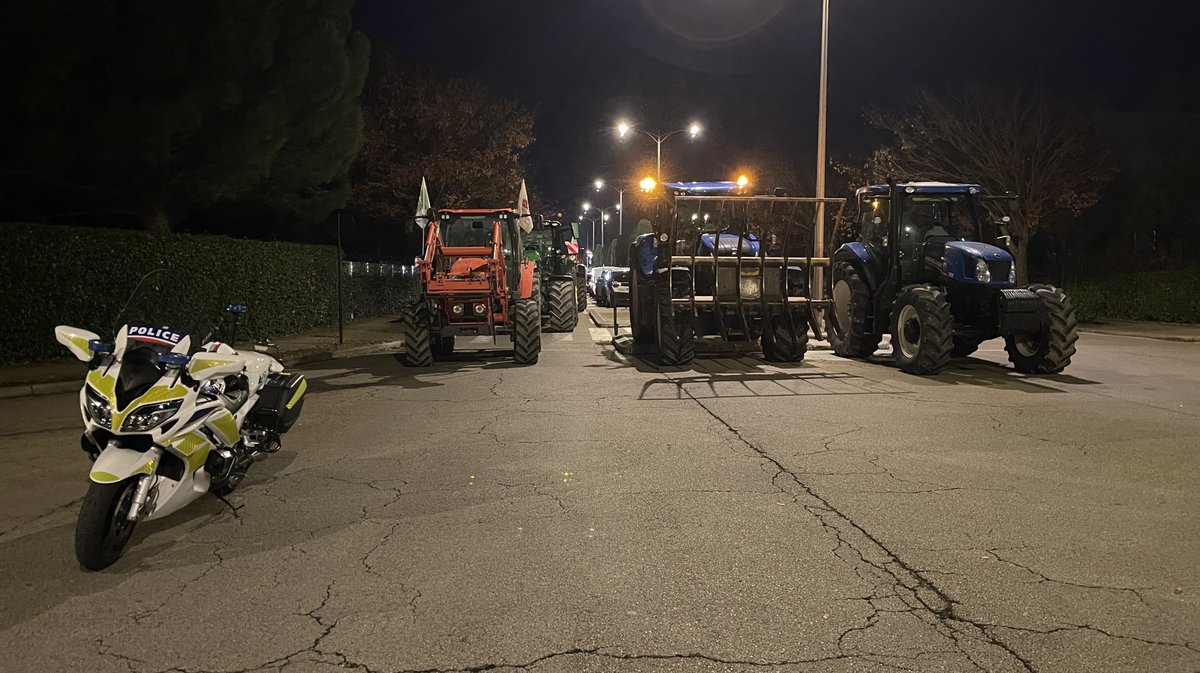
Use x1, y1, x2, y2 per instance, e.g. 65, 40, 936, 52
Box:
1, 311, 1197, 673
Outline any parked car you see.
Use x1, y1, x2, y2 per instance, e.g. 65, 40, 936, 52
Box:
597, 267, 631, 307
588, 266, 611, 297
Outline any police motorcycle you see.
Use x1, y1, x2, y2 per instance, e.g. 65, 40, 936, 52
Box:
55, 282, 306, 570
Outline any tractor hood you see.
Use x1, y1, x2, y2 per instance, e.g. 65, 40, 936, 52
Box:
942, 241, 1015, 285
699, 233, 760, 256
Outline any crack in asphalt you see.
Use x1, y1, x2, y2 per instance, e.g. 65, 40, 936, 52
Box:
660, 368, 1039, 673
986, 548, 1154, 607
0, 496, 82, 540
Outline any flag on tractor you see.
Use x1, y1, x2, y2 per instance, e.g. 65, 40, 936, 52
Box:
516, 180, 533, 233
415, 177, 432, 229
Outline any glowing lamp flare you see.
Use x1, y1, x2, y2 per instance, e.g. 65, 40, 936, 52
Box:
640, 176, 657, 192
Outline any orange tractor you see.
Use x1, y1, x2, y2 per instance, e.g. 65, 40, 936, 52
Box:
402, 208, 542, 366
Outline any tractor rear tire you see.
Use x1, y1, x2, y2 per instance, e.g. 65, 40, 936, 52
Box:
657, 300, 695, 366
432, 335, 455, 358
890, 285, 953, 375
513, 299, 542, 365
828, 262, 882, 358
761, 313, 810, 362
401, 301, 434, 367
1005, 284, 1079, 374
545, 279, 578, 332
575, 277, 588, 313
951, 336, 983, 358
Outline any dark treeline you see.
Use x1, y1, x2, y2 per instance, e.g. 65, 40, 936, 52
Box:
0, 0, 532, 263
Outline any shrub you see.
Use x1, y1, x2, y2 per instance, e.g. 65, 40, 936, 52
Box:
1068, 271, 1200, 323
1, 223, 416, 364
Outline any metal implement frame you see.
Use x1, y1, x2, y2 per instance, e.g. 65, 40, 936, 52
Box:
662, 195, 846, 343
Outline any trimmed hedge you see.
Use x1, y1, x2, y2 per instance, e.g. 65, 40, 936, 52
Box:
1068, 270, 1200, 324
1, 223, 416, 364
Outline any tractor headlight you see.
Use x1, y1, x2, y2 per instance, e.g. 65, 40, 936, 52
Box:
975, 258, 992, 283
1008, 263, 1016, 284
84, 387, 112, 429
473, 302, 487, 315
122, 399, 183, 432
451, 303, 465, 316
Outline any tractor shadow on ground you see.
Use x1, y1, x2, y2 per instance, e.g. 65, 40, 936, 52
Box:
863, 353, 1101, 392
301, 349, 529, 395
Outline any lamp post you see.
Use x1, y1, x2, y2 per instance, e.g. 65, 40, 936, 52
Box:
814, 0, 830, 306
593, 179, 627, 235
581, 202, 616, 250
615, 121, 701, 182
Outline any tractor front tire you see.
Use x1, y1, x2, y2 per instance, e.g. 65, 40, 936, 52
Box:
657, 300, 695, 366
828, 262, 882, 358
401, 301, 434, 367
513, 299, 542, 365
1005, 285, 1079, 374
891, 285, 954, 375
761, 313, 810, 362
630, 275, 656, 344
545, 279, 578, 332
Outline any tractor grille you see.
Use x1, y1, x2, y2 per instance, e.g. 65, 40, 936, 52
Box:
989, 261, 1011, 280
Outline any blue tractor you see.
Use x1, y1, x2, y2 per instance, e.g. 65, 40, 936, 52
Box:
827, 180, 1080, 375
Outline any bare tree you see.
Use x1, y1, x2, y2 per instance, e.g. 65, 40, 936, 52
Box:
839, 88, 1112, 283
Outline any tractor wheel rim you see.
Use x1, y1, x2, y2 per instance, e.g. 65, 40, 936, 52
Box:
897, 304, 921, 359
1014, 333, 1041, 357
832, 280, 852, 338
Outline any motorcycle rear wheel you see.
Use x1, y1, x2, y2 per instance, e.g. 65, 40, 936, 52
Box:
76, 479, 139, 571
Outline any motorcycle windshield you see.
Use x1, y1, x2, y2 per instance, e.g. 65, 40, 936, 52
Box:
111, 269, 227, 354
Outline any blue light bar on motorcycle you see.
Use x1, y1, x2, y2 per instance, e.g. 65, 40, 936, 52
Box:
663, 181, 744, 195
226, 304, 248, 314
89, 339, 113, 354
156, 352, 190, 367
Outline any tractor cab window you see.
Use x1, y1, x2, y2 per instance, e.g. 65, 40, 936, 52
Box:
442, 217, 497, 248
858, 195, 889, 249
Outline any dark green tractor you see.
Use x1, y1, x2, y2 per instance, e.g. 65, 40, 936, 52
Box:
827, 180, 1080, 375
523, 219, 585, 332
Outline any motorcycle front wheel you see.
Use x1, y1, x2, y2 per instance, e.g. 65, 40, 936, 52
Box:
75, 479, 139, 571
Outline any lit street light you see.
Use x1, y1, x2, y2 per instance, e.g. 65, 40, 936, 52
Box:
615, 120, 702, 182
639, 176, 657, 192
593, 178, 627, 235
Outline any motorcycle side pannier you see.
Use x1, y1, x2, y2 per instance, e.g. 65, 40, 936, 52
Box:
248, 372, 307, 433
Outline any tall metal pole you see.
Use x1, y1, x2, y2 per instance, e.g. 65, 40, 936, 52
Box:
656, 137, 663, 182
618, 189, 624, 236
814, 0, 830, 306
336, 211, 344, 345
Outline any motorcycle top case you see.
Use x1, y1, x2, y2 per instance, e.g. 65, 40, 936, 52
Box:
248, 372, 307, 433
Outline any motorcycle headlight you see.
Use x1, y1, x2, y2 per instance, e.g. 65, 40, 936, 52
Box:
975, 258, 992, 283
84, 387, 112, 429
122, 399, 183, 432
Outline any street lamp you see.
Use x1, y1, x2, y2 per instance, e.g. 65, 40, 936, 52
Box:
580, 203, 618, 250
639, 176, 657, 192
593, 178, 627, 236
814, 0, 831, 305
615, 119, 702, 182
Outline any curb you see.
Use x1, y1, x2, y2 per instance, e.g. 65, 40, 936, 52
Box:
0, 340, 407, 400
1078, 329, 1200, 343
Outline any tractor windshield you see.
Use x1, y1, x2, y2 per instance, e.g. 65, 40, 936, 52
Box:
901, 194, 982, 242
442, 216, 498, 248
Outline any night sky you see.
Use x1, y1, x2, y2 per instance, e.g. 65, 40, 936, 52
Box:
354, 0, 1199, 210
